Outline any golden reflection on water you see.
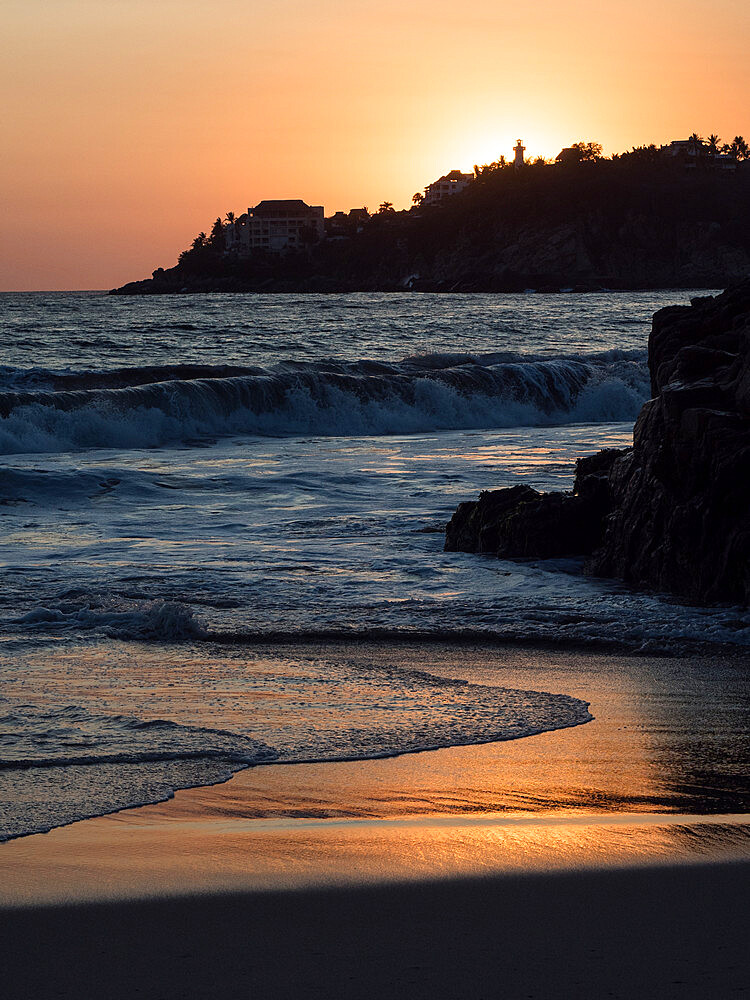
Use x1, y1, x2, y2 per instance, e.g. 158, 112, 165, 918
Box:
1, 640, 748, 905
4, 640, 748, 821
2, 803, 749, 905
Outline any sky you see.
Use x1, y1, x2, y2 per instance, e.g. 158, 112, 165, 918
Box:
2, 0, 749, 290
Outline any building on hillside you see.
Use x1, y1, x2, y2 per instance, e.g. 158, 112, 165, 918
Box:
555, 146, 581, 165
423, 170, 474, 206
514, 140, 525, 169
661, 138, 704, 168
347, 208, 370, 229
713, 153, 740, 171
660, 138, 737, 171
247, 200, 325, 251
325, 207, 371, 236
224, 199, 325, 254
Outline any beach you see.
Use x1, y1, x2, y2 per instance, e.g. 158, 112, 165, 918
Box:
2, 641, 749, 997
5, 0, 750, 986
1, 292, 749, 997
3, 862, 748, 1000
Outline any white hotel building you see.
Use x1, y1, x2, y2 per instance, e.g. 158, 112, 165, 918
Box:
225, 200, 325, 254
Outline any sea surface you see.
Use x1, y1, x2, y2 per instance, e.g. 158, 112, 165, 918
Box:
1, 289, 748, 841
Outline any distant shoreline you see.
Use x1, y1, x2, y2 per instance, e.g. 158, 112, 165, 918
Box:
109, 280, 724, 296
0, 285, 723, 295
110, 161, 750, 297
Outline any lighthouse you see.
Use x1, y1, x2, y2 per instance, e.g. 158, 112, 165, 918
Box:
514, 139, 525, 169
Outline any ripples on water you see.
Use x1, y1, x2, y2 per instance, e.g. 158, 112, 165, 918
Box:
0, 289, 679, 370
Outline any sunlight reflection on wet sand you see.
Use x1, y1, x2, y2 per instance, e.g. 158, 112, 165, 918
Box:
2, 800, 749, 905
1, 642, 748, 905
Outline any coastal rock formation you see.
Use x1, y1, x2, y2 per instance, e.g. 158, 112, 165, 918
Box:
446, 282, 750, 605
589, 281, 750, 604
445, 450, 622, 559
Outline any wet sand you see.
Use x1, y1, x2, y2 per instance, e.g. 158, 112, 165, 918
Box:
2, 643, 749, 997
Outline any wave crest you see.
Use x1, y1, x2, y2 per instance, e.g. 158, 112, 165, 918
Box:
14, 601, 205, 640
0, 352, 648, 454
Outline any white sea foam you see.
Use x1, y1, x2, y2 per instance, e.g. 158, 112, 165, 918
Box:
0, 353, 650, 455
0, 655, 592, 841
13, 601, 206, 640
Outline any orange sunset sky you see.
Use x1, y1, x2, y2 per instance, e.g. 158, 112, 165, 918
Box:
2, 0, 749, 291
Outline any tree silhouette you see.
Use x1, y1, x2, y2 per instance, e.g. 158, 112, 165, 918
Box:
574, 141, 603, 161
475, 156, 506, 178
225, 211, 236, 224
412, 192, 424, 207
378, 202, 394, 213
556, 142, 603, 165
707, 134, 720, 155
208, 217, 224, 250
731, 136, 749, 160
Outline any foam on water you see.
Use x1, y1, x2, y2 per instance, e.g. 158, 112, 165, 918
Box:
0, 647, 592, 840
0, 352, 649, 455
13, 601, 206, 641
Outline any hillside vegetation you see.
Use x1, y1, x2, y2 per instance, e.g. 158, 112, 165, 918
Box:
112, 154, 750, 294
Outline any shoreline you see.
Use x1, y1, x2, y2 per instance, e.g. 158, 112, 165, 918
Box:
109, 281, 722, 296
3, 638, 749, 850
2, 640, 748, 997
2, 636, 749, 907
3, 640, 749, 869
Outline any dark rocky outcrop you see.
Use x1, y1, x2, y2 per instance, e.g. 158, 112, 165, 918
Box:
445, 282, 750, 605
588, 281, 750, 604
445, 450, 623, 559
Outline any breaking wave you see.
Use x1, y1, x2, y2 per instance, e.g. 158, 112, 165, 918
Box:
9, 595, 750, 656
13, 601, 206, 641
0, 351, 649, 454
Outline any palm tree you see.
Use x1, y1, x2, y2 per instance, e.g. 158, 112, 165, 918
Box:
378, 201, 394, 214
225, 211, 236, 224
707, 134, 720, 155
688, 132, 704, 157
732, 136, 749, 160
209, 217, 224, 250
412, 192, 423, 207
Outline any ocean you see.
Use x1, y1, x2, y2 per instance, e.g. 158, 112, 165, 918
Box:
2, 289, 748, 842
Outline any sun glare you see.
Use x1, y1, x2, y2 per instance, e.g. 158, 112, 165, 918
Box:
440, 120, 563, 175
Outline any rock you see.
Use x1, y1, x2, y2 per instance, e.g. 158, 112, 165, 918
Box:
444, 281, 750, 605
646, 283, 750, 397
445, 485, 545, 555
444, 449, 624, 559
573, 448, 626, 507
588, 281, 750, 604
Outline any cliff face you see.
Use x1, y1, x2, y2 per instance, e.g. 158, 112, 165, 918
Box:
445, 282, 750, 606
588, 282, 750, 604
